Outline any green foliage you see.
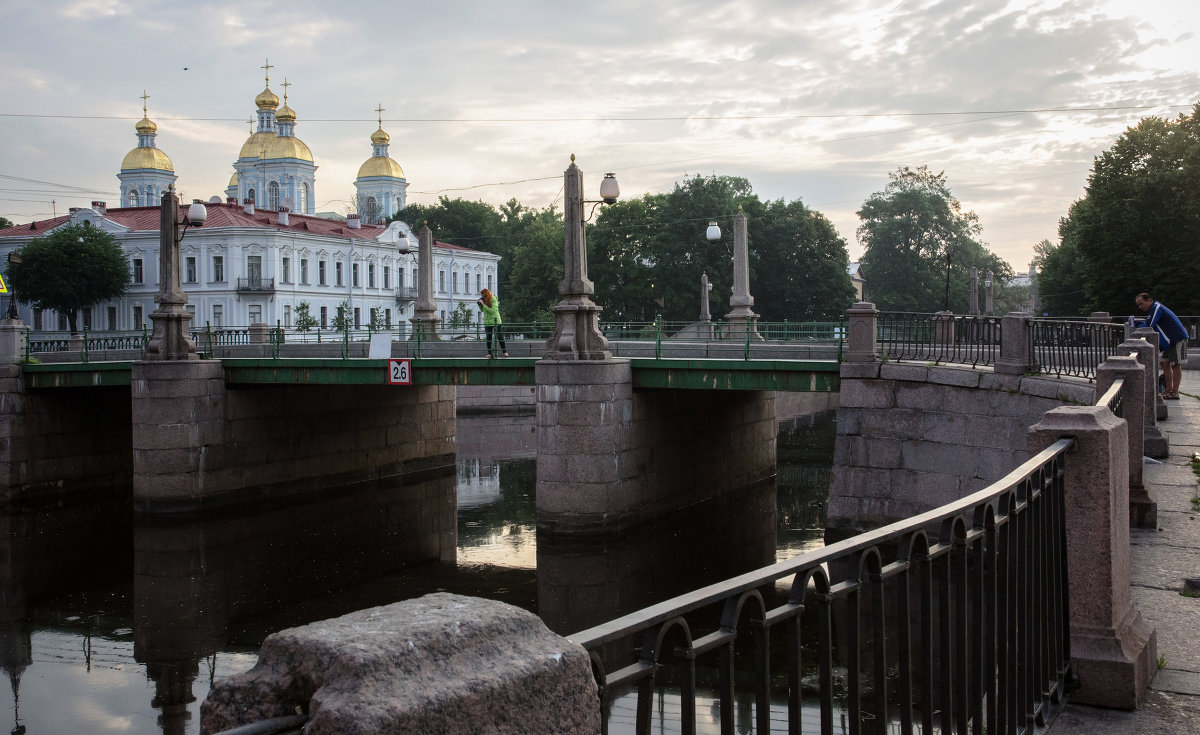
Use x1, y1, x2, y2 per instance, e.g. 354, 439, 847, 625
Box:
858, 166, 1011, 313
293, 301, 318, 332
331, 300, 351, 331
447, 302, 475, 329
368, 307, 385, 331
1062, 104, 1200, 314
0, 217, 13, 230
8, 222, 129, 333
1033, 237, 1090, 316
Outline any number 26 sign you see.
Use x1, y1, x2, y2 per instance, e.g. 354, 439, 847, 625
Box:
388, 359, 412, 385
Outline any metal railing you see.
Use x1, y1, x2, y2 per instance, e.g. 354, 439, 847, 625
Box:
877, 312, 1000, 367
571, 438, 1075, 735
1030, 319, 1125, 380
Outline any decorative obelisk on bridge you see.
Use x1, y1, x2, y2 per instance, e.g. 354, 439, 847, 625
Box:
723, 207, 761, 341
144, 187, 199, 360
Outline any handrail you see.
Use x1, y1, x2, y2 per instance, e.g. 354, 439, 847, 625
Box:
572, 437, 1076, 734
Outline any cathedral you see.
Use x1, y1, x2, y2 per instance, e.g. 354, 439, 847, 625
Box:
0, 66, 499, 334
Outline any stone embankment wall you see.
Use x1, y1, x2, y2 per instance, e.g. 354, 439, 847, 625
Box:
0, 365, 132, 506
456, 385, 536, 416
827, 361, 1095, 541
133, 361, 455, 515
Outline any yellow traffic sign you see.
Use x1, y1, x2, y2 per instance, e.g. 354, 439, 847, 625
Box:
0, 272, 8, 294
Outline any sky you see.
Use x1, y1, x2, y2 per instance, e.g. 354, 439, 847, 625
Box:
2, 0, 1198, 272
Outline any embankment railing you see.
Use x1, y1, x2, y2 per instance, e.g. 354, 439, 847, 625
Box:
571, 438, 1074, 735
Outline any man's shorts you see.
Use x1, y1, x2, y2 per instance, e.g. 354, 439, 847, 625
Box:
1163, 340, 1188, 365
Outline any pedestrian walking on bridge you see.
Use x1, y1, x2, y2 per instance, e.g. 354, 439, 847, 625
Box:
477, 288, 508, 358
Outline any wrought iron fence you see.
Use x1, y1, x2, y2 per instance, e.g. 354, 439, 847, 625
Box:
877, 312, 1000, 368
571, 438, 1075, 735
1029, 319, 1125, 380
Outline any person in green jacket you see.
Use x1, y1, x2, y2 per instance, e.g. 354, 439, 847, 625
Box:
477, 288, 508, 358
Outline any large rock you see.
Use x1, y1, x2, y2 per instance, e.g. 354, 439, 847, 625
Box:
200, 593, 600, 734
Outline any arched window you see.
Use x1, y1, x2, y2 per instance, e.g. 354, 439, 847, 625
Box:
247, 188, 256, 204
298, 183, 309, 214
364, 197, 378, 225
268, 181, 281, 211
128, 190, 139, 207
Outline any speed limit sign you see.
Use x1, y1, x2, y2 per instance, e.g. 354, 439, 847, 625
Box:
388, 359, 412, 385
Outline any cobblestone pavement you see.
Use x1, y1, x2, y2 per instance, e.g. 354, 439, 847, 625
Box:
1050, 371, 1200, 734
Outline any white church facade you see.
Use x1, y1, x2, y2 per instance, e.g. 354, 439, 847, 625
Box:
0, 70, 498, 334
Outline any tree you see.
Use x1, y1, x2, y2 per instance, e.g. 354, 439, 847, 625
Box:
1031, 236, 1090, 316
8, 222, 129, 333
857, 166, 1009, 312
294, 301, 318, 331
331, 300, 351, 331
0, 217, 13, 230
1062, 103, 1200, 314
447, 302, 474, 329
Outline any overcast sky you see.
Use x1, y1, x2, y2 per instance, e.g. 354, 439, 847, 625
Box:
2, 0, 1197, 271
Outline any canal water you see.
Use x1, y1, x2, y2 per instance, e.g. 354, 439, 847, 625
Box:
0, 410, 835, 734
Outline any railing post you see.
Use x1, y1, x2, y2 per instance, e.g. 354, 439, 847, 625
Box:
1120, 336, 1168, 459
1096, 354, 1153, 527
994, 312, 1034, 374
843, 301, 878, 363
1131, 326, 1168, 423
1027, 406, 1157, 709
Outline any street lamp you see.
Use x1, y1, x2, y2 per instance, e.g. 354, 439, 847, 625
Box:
706, 221, 721, 242
5, 251, 21, 321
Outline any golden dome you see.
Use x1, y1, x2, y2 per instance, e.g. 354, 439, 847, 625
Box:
135, 116, 157, 134
121, 146, 174, 172
357, 156, 405, 179
276, 103, 296, 123
228, 171, 239, 186
262, 135, 314, 162
238, 130, 276, 159
255, 86, 280, 110
370, 127, 390, 145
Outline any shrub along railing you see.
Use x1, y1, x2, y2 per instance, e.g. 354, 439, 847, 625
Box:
571, 438, 1075, 735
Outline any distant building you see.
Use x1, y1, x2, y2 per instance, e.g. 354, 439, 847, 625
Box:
847, 262, 866, 301
0, 70, 498, 332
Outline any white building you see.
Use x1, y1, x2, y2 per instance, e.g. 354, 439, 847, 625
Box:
0, 72, 499, 333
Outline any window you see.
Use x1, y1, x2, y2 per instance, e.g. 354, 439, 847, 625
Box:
284, 304, 292, 327
128, 190, 138, 207
247, 187, 256, 204
300, 259, 309, 284
352, 263, 360, 288
336, 262, 343, 287
212, 255, 224, 282
452, 272, 458, 294
133, 306, 143, 329
383, 266, 390, 289
438, 270, 445, 293
213, 304, 223, 327
440, 310, 446, 323
185, 305, 196, 319
319, 260, 327, 285
58, 313, 67, 331
83, 307, 92, 330
249, 304, 262, 323
368, 263, 376, 288
268, 181, 281, 210
320, 306, 328, 327
476, 273, 481, 293
282, 257, 291, 284
487, 274, 493, 290
107, 307, 117, 330
33, 309, 42, 330
364, 197, 378, 225
353, 307, 361, 329
185, 256, 197, 283
385, 308, 392, 328
298, 183, 309, 213
132, 258, 144, 284
247, 255, 263, 282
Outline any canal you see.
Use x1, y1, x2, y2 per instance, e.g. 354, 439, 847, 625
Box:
0, 409, 835, 734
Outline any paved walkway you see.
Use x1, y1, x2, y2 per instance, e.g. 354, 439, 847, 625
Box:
1050, 371, 1200, 734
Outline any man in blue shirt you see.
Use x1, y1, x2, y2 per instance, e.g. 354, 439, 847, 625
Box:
1135, 292, 1189, 399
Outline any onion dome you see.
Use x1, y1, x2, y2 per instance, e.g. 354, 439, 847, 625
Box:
135, 115, 157, 134
370, 127, 389, 145
357, 155, 405, 179
121, 146, 174, 171
263, 135, 314, 162
276, 102, 296, 124
238, 130, 276, 159
255, 85, 280, 110
228, 171, 238, 186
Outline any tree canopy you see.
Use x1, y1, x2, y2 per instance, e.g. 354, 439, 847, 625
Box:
1051, 103, 1200, 315
0, 217, 13, 230
7, 222, 129, 333
858, 166, 1011, 312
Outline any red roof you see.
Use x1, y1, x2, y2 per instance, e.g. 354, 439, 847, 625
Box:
0, 204, 490, 254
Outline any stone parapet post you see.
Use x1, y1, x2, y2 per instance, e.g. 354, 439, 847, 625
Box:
1132, 327, 1167, 422
994, 311, 1034, 375
933, 310, 955, 348
1027, 406, 1156, 709
1120, 337, 1167, 458
0, 322, 26, 364
1096, 354, 1154, 527
844, 302, 878, 363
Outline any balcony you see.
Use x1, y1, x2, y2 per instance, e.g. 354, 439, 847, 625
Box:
237, 277, 275, 294
395, 286, 417, 303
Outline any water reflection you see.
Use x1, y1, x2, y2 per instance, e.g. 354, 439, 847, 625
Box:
0, 410, 835, 734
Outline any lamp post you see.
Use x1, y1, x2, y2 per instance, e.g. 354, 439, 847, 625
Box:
145, 187, 206, 360
5, 251, 21, 321
544, 155, 619, 360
